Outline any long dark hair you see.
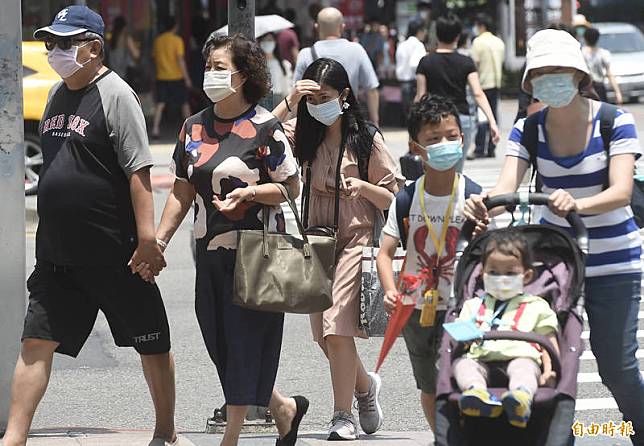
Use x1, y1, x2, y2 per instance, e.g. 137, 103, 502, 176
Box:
294, 58, 372, 166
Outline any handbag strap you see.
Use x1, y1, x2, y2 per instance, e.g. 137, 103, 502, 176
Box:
302, 140, 345, 230
263, 183, 313, 258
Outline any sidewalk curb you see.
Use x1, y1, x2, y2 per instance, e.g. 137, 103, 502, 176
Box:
12, 429, 435, 446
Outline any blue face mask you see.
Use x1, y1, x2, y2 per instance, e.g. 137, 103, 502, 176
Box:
417, 139, 463, 171
531, 72, 578, 108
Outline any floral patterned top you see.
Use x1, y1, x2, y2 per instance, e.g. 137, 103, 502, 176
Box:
171, 104, 298, 250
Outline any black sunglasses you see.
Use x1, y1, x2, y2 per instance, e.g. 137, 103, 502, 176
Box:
44, 37, 94, 51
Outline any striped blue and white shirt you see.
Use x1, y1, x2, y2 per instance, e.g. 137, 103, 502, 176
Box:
507, 104, 643, 277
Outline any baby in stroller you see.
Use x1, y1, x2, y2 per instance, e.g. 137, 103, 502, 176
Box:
451, 229, 560, 428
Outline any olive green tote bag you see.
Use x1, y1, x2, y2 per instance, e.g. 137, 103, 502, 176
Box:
233, 183, 336, 314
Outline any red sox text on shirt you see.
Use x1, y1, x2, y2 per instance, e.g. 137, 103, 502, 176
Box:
42, 114, 90, 138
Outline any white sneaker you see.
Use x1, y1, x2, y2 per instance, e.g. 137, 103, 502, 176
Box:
355, 372, 384, 435
328, 410, 359, 441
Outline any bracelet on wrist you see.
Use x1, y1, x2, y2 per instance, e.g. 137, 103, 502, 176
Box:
284, 97, 292, 112
249, 186, 257, 201
156, 238, 168, 250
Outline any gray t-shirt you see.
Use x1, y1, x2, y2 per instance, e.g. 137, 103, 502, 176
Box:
293, 38, 380, 94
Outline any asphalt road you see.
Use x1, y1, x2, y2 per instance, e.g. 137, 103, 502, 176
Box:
23, 99, 644, 442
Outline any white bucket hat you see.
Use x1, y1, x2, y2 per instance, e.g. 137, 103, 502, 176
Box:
521, 29, 591, 93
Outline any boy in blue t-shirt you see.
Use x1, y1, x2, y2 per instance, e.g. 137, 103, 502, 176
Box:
377, 95, 481, 430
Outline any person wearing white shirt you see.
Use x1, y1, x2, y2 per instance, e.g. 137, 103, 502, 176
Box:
258, 32, 294, 105
396, 19, 427, 122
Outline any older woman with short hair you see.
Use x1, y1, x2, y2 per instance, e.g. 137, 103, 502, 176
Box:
154, 34, 307, 446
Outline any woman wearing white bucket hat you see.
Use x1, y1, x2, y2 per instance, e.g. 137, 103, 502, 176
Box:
464, 29, 644, 444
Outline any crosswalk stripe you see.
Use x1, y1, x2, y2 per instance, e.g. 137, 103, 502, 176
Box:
577, 371, 644, 383
583, 311, 644, 321
581, 330, 644, 340
580, 349, 644, 361
575, 398, 619, 410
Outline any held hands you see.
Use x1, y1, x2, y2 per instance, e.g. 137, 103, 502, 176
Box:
548, 189, 578, 217
129, 239, 167, 284
463, 192, 490, 235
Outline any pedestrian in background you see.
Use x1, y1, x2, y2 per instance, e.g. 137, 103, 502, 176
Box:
378, 24, 397, 80
457, 30, 478, 157
415, 14, 500, 171
583, 27, 623, 104
107, 16, 140, 84
277, 9, 300, 66
415, 0, 436, 50
360, 17, 385, 73
396, 18, 427, 123
274, 58, 403, 440
470, 13, 505, 159
294, 7, 381, 126
151, 16, 192, 139
465, 29, 644, 444
2, 6, 178, 446
259, 32, 293, 104
154, 34, 308, 446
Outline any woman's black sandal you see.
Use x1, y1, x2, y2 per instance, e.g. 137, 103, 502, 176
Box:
276, 395, 309, 446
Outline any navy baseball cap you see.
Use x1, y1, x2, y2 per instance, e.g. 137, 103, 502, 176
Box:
34, 6, 105, 40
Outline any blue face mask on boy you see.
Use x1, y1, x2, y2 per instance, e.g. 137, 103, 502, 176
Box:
416, 139, 463, 171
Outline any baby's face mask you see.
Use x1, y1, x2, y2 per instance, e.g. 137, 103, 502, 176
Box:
483, 273, 525, 301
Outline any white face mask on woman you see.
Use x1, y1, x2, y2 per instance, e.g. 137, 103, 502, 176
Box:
203, 69, 241, 103
47, 41, 93, 79
306, 98, 346, 126
260, 41, 276, 54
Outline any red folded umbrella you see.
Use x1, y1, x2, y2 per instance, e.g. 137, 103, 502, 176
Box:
375, 273, 424, 373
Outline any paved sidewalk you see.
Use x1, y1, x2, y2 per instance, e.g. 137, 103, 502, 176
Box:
5, 429, 434, 446
5, 428, 630, 445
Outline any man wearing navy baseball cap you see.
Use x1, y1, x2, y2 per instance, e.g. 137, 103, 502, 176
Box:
3, 6, 181, 446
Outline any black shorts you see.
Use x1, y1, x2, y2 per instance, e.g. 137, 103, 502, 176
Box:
156, 80, 187, 105
22, 261, 171, 357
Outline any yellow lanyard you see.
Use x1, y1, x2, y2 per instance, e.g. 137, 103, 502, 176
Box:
418, 174, 459, 269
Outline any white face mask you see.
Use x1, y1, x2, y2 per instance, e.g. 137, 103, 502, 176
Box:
47, 42, 93, 79
531, 72, 578, 108
203, 69, 241, 103
483, 273, 525, 301
306, 97, 345, 126
260, 41, 276, 54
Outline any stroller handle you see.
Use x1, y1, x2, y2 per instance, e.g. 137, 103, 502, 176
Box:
459, 192, 589, 254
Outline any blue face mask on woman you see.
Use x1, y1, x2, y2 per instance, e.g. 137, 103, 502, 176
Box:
531, 72, 578, 108
417, 139, 463, 171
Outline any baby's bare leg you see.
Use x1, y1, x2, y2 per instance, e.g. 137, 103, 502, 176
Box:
507, 357, 541, 395
453, 357, 489, 391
